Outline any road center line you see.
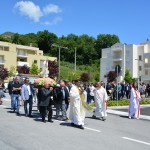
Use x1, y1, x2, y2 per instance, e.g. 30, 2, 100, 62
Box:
56, 120, 101, 132
122, 137, 150, 146
84, 127, 101, 132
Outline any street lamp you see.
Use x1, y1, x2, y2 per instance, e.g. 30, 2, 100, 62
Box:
51, 44, 68, 80
135, 58, 143, 90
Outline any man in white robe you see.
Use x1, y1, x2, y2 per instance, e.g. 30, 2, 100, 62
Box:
69, 80, 85, 129
92, 82, 108, 121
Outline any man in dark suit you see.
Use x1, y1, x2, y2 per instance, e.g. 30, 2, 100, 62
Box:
38, 81, 53, 123
64, 80, 70, 110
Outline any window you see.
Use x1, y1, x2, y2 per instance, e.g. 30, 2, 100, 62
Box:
34, 60, 37, 63
139, 66, 142, 71
139, 55, 142, 61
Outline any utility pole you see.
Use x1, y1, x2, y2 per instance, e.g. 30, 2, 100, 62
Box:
51, 44, 68, 80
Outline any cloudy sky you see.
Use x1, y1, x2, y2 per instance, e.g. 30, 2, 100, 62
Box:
0, 0, 150, 44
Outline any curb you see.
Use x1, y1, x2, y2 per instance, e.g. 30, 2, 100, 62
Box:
107, 109, 150, 121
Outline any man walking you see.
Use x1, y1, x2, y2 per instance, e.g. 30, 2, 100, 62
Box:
8, 77, 14, 109
38, 81, 53, 123
92, 82, 108, 121
12, 76, 22, 116
21, 78, 34, 117
55, 80, 68, 121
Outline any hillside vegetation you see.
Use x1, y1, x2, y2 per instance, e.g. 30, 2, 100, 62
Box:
0, 30, 120, 82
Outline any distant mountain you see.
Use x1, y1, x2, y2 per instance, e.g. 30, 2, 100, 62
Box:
1, 32, 15, 38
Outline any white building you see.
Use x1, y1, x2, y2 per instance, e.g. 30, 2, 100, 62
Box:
100, 41, 150, 83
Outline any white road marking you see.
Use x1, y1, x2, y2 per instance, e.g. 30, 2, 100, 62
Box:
84, 127, 101, 132
55, 120, 101, 132
122, 137, 150, 146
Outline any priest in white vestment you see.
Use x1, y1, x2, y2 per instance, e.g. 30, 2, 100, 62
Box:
69, 80, 85, 129
129, 82, 141, 119
93, 82, 108, 121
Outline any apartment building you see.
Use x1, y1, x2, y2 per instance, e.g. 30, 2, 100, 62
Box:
100, 41, 150, 83
0, 41, 56, 71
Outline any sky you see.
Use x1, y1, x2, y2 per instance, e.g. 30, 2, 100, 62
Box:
0, 0, 150, 44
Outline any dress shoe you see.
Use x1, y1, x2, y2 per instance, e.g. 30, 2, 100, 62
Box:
16, 112, 20, 116
28, 115, 33, 118
92, 115, 96, 119
42, 120, 46, 123
61, 118, 68, 121
71, 123, 75, 126
78, 125, 84, 130
48, 119, 54, 123
101, 117, 106, 121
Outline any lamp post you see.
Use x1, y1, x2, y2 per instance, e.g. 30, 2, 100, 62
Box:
135, 58, 143, 91
74, 47, 77, 71
51, 44, 68, 80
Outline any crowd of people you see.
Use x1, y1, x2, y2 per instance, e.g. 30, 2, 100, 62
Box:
0, 76, 148, 129
105, 81, 150, 100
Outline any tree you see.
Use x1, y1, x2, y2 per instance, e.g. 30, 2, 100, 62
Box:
29, 63, 40, 75
37, 30, 58, 54
95, 34, 120, 58
9, 66, 18, 77
12, 33, 20, 44
124, 69, 133, 83
48, 60, 59, 78
107, 71, 117, 82
80, 72, 90, 83
17, 65, 30, 74
0, 67, 9, 80
0, 35, 11, 42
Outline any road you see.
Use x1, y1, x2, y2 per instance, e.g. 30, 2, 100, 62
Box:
0, 94, 150, 150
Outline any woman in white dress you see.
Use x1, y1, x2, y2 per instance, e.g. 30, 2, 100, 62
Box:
129, 82, 141, 119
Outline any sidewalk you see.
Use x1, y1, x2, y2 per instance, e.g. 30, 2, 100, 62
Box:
107, 105, 150, 121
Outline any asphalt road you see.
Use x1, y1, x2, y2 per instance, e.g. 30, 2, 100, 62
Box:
115, 107, 150, 116
0, 94, 150, 150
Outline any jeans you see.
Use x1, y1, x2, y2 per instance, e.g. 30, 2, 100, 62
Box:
13, 94, 21, 113
10, 94, 14, 109
24, 95, 33, 116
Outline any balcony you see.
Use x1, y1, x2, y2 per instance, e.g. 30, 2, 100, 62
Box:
111, 47, 122, 52
144, 64, 150, 69
143, 53, 150, 59
141, 75, 150, 81
17, 53, 28, 58
112, 56, 122, 61
17, 61, 29, 66
16, 45, 38, 51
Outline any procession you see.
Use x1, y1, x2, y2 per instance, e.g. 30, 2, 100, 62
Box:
0, 72, 142, 130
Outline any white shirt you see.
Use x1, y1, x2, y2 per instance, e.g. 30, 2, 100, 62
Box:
27, 85, 31, 95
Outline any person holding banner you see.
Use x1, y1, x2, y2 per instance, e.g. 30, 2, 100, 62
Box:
92, 82, 108, 121
129, 82, 141, 119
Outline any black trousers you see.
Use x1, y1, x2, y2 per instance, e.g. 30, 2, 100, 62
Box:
39, 105, 53, 121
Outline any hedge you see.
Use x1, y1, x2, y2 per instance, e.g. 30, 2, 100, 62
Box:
90, 100, 150, 107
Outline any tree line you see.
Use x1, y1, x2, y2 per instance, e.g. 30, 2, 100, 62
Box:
0, 30, 120, 65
